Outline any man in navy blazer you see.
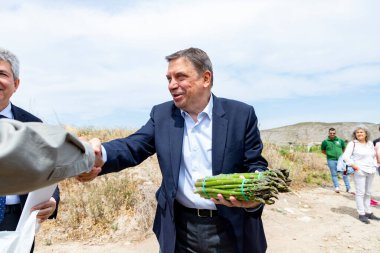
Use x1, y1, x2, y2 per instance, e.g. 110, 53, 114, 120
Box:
79, 48, 268, 253
0, 48, 60, 252
7, 104, 60, 218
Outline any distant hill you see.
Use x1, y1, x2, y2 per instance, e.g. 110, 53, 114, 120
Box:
260, 122, 380, 146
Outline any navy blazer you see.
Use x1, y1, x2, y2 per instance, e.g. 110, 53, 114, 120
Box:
11, 104, 60, 219
102, 95, 268, 253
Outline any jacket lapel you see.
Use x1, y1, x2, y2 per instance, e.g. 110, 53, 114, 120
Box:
212, 95, 228, 175
11, 103, 21, 120
11, 103, 25, 121
10, 104, 29, 201
169, 106, 184, 189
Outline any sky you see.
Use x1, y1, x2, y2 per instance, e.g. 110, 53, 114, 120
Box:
1, 0, 379, 130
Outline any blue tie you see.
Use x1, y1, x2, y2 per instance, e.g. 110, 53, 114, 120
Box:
0, 196, 5, 223
0, 115, 8, 223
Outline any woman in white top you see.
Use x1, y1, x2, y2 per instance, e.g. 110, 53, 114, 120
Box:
342, 125, 379, 224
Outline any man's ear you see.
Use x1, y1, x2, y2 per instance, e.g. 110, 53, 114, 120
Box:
14, 79, 20, 92
203, 71, 212, 88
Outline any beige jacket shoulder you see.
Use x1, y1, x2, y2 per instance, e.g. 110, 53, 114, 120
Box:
0, 119, 95, 195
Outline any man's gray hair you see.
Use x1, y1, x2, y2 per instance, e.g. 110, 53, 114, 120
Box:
351, 125, 371, 142
0, 48, 20, 80
165, 47, 213, 86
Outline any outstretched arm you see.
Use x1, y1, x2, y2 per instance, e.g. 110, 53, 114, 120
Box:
0, 119, 95, 195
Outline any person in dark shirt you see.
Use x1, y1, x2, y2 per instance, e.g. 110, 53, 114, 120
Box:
373, 125, 380, 147
372, 125, 380, 206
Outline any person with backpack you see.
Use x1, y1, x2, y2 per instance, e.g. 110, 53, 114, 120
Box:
342, 125, 379, 224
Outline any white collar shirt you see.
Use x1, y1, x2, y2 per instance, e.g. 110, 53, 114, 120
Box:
0, 103, 13, 119
175, 96, 216, 210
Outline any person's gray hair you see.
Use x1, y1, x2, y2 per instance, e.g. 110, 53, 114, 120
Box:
165, 47, 213, 86
0, 48, 20, 80
352, 125, 371, 142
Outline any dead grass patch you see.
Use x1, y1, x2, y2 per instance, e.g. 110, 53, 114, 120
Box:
36, 129, 331, 246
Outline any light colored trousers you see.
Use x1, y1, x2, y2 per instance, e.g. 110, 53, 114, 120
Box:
353, 170, 376, 215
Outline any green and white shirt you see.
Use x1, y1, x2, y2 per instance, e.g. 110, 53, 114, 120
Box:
321, 137, 346, 160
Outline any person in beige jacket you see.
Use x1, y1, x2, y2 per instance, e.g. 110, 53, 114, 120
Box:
0, 119, 96, 195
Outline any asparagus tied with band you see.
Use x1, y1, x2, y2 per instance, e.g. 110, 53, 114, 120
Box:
194, 168, 291, 205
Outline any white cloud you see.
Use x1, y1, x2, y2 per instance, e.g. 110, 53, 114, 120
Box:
1, 0, 379, 127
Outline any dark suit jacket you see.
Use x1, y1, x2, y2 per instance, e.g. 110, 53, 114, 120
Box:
101, 95, 268, 253
11, 104, 60, 219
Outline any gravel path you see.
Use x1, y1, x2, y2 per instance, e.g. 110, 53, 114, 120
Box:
36, 176, 380, 253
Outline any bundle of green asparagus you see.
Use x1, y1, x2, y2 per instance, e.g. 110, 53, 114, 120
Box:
194, 168, 291, 205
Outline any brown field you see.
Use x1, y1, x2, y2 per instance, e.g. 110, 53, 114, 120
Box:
36, 128, 330, 247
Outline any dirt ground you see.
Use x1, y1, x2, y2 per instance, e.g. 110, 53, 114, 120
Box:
35, 176, 380, 253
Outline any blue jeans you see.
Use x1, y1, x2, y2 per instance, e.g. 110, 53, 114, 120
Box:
327, 159, 351, 190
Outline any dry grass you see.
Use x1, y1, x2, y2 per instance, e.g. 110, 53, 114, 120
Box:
263, 143, 330, 190
36, 128, 332, 246
38, 162, 161, 245
37, 128, 161, 245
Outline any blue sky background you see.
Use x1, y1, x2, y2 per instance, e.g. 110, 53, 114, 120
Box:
1, 0, 379, 130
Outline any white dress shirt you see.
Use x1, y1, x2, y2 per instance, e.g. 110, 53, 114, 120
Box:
101, 97, 262, 211
102, 97, 215, 209
175, 96, 217, 210
0, 102, 21, 204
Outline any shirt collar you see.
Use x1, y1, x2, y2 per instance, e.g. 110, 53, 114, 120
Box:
180, 94, 213, 120
0, 103, 13, 119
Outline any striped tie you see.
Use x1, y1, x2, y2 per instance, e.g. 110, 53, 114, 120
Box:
0, 196, 5, 223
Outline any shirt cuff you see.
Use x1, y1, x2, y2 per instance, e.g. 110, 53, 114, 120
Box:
101, 145, 108, 163
245, 203, 263, 212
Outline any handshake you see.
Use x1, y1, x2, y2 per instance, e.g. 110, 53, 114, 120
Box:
0, 119, 107, 195
75, 138, 104, 182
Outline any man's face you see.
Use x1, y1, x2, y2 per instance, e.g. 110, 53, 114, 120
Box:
328, 130, 336, 139
166, 57, 211, 115
0, 60, 19, 109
